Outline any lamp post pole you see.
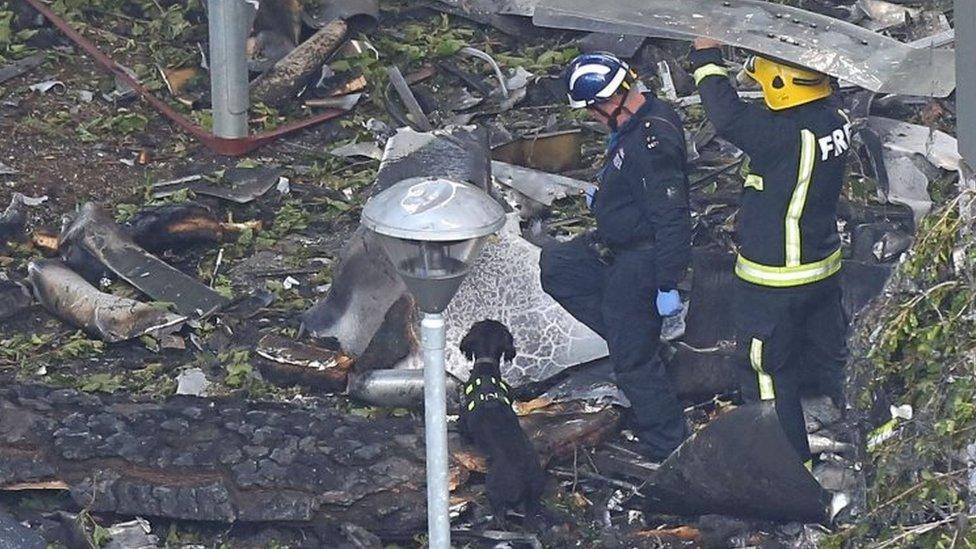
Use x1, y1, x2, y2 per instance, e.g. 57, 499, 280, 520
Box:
421, 312, 450, 548
360, 177, 506, 549
207, 0, 251, 138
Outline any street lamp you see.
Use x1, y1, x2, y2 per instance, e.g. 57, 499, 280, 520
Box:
361, 176, 506, 548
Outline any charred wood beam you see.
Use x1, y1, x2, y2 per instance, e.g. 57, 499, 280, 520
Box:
0, 384, 432, 533
250, 20, 348, 109
0, 385, 617, 534
0, 278, 31, 321
254, 334, 353, 392
0, 193, 45, 246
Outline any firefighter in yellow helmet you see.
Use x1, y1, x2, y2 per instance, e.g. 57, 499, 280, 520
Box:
690, 38, 852, 468
738, 55, 833, 111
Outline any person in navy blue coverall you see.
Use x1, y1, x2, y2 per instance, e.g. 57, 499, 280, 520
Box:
539, 53, 692, 460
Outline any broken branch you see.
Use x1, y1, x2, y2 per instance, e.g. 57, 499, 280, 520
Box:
250, 20, 349, 109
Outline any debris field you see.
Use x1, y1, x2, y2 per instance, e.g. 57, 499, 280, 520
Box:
1, 0, 974, 547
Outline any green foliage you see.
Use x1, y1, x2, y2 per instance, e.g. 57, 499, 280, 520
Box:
0, 331, 102, 372
833, 192, 976, 547
114, 202, 140, 222
264, 278, 310, 311
80, 373, 123, 393
267, 199, 310, 240
494, 45, 580, 72
251, 102, 283, 132
192, 109, 213, 132
0, 10, 12, 47
219, 350, 253, 388
377, 14, 474, 63
59, 332, 105, 359
50, 0, 88, 19
108, 112, 148, 134
75, 111, 150, 141
76, 508, 111, 548
211, 273, 234, 300
0, 333, 54, 365
142, 5, 191, 41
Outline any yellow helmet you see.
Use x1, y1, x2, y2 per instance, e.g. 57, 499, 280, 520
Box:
742, 56, 832, 111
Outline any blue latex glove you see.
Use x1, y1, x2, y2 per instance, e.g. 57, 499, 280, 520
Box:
656, 289, 682, 317
584, 187, 598, 208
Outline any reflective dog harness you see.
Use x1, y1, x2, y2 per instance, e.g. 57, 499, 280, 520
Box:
463, 361, 513, 412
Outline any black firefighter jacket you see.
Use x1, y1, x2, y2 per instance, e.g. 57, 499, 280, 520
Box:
691, 47, 850, 288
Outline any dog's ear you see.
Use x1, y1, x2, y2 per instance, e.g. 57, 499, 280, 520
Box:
503, 330, 517, 363
459, 329, 477, 361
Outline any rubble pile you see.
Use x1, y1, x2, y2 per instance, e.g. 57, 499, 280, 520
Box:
0, 0, 971, 545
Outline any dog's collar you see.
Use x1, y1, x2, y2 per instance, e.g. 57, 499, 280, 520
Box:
473, 357, 501, 366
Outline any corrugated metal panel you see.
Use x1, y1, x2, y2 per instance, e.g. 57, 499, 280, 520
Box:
533, 0, 956, 97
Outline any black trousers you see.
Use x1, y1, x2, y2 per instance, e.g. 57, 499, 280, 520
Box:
733, 275, 849, 463
539, 234, 686, 459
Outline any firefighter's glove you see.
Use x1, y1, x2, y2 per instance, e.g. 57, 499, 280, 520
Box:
655, 289, 682, 317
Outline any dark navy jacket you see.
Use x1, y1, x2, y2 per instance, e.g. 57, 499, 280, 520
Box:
590, 93, 692, 290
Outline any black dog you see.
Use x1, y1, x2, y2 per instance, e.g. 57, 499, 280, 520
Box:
459, 319, 546, 525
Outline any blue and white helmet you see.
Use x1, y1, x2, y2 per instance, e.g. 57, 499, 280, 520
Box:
565, 52, 637, 109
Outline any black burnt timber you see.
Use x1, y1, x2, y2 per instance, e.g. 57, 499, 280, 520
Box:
0, 385, 620, 533
0, 385, 428, 533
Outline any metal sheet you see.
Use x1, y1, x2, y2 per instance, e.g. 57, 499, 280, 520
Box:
431, 0, 536, 17
304, 125, 494, 367
646, 403, 829, 522
907, 28, 954, 49
152, 167, 283, 203
424, 0, 541, 36
577, 32, 646, 57
532, 0, 956, 97
491, 160, 595, 206
386, 66, 432, 132
855, 0, 919, 32
881, 153, 934, 225
59, 204, 229, 317
867, 116, 961, 225
491, 129, 583, 173
0, 53, 45, 86
304, 0, 379, 29
958, 0, 976, 167
868, 116, 961, 171
301, 228, 409, 356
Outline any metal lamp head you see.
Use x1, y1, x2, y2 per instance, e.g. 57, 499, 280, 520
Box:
361, 177, 506, 313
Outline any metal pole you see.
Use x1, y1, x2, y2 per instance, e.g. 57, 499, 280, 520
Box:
421, 312, 450, 549
957, 0, 976, 168
347, 369, 459, 409
207, 0, 251, 138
